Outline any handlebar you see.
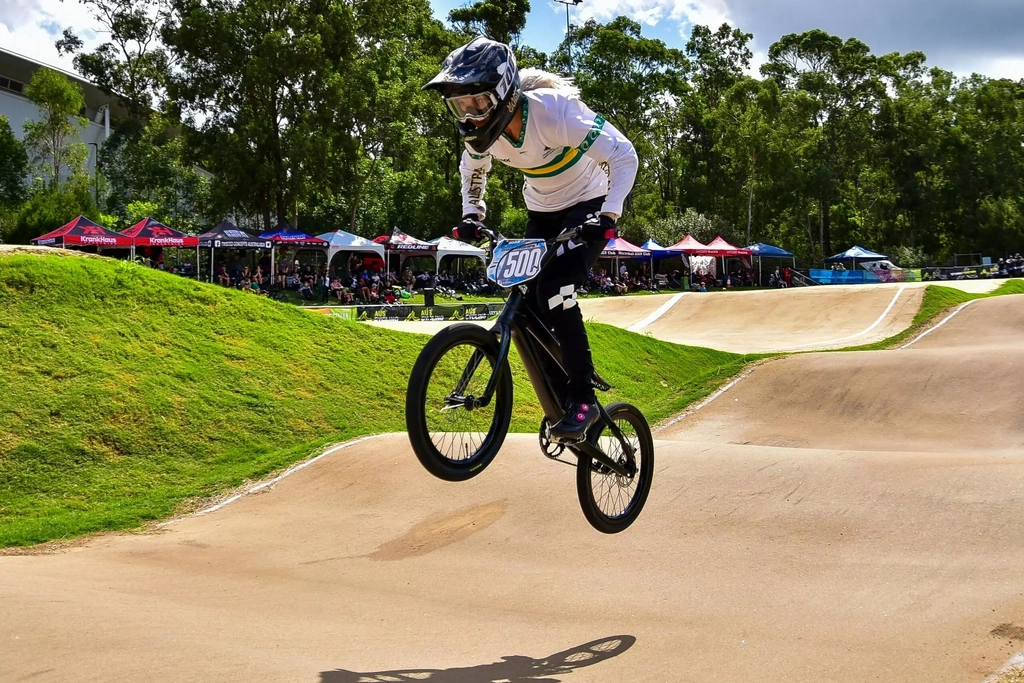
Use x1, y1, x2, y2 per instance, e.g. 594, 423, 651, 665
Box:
473, 225, 582, 249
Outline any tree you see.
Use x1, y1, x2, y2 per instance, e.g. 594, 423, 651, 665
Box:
712, 77, 781, 244
99, 114, 210, 232
22, 69, 89, 191
0, 115, 28, 208
555, 17, 688, 143
56, 0, 171, 118
762, 30, 886, 255
448, 0, 530, 47
164, 0, 358, 229
6, 183, 99, 245
646, 208, 737, 248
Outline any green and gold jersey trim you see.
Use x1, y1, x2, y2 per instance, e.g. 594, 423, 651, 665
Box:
501, 97, 529, 148
521, 114, 605, 179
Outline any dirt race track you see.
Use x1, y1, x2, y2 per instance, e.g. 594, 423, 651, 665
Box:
366, 280, 1000, 353
3, 290, 1024, 682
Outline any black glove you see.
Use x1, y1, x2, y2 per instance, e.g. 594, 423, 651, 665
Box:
578, 214, 619, 242
454, 214, 486, 242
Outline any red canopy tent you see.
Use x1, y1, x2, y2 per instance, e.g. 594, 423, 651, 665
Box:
120, 218, 200, 271
667, 234, 736, 256
31, 216, 132, 249
705, 236, 751, 256
121, 217, 199, 248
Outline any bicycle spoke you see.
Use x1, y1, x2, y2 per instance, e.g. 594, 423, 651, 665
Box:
590, 417, 641, 520
425, 341, 497, 464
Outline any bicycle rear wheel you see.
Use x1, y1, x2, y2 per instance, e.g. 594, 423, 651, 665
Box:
575, 402, 654, 533
406, 323, 513, 481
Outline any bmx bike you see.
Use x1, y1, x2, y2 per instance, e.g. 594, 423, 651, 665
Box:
405, 226, 654, 533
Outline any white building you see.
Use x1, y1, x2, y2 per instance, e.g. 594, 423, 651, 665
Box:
0, 46, 126, 176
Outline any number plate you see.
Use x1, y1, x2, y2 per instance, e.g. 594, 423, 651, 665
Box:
487, 239, 547, 288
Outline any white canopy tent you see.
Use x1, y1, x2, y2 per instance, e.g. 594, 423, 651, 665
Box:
428, 235, 487, 273
317, 230, 386, 269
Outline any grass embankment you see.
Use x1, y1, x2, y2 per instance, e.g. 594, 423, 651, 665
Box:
0, 253, 753, 547
841, 279, 1024, 351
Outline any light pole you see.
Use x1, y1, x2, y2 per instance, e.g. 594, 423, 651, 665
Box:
554, 0, 582, 72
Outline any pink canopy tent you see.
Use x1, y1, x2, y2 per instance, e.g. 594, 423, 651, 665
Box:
601, 237, 652, 279
667, 234, 745, 257
705, 236, 751, 256
667, 234, 754, 282
601, 237, 651, 258
667, 234, 714, 255
705, 237, 753, 284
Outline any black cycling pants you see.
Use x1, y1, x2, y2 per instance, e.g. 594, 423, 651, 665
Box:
526, 196, 605, 405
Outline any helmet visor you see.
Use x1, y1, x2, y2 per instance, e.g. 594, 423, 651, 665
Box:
445, 92, 498, 122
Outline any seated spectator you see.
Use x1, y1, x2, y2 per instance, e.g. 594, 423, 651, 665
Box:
217, 264, 231, 287
297, 278, 314, 300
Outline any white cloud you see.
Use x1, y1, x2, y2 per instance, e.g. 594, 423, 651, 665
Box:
577, 0, 735, 34
953, 55, 1024, 81
0, 0, 103, 74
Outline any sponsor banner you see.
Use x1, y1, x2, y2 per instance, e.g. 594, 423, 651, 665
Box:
391, 243, 437, 251
308, 303, 500, 322
872, 269, 904, 283
146, 237, 192, 247
921, 266, 1001, 280
208, 239, 273, 249
72, 235, 121, 245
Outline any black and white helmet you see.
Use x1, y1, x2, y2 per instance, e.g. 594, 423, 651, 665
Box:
422, 36, 520, 154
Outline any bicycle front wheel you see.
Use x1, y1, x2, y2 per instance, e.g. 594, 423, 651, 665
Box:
406, 323, 513, 481
575, 402, 654, 533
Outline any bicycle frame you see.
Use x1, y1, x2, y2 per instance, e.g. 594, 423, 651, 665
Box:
468, 280, 637, 478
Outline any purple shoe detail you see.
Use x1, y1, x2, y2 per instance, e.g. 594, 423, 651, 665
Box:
575, 412, 586, 422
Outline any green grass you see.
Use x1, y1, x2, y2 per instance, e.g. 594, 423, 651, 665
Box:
0, 252, 754, 547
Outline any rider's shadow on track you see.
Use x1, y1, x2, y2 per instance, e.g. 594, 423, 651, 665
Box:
318, 634, 635, 683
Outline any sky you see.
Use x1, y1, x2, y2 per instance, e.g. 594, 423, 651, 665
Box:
1, 0, 1022, 82
429, 0, 1024, 80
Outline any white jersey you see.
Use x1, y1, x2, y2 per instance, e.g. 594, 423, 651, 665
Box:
460, 88, 638, 218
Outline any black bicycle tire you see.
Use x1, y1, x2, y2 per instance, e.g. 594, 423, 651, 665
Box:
575, 402, 654, 533
405, 323, 513, 482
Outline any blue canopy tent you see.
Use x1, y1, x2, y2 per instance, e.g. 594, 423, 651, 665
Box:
641, 239, 684, 258
640, 239, 686, 286
259, 222, 329, 280
747, 242, 795, 284
825, 245, 887, 271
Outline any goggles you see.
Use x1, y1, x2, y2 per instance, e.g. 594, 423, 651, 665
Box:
445, 91, 498, 122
